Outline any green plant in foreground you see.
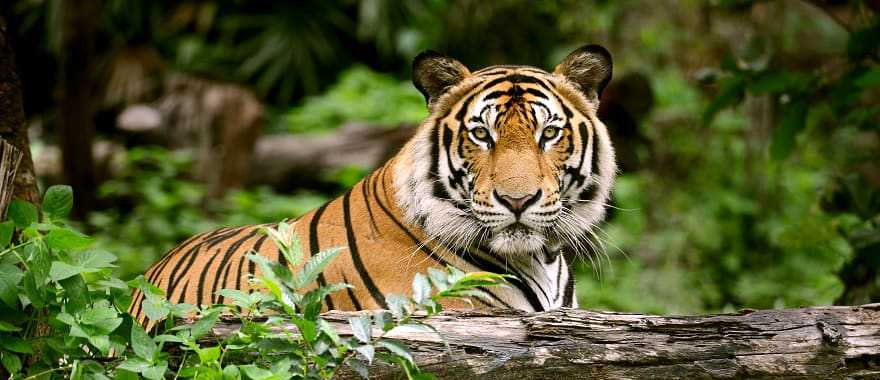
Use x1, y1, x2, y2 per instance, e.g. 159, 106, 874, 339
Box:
128, 221, 509, 379
0, 184, 508, 379
0, 185, 129, 379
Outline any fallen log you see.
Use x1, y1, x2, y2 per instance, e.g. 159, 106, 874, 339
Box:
199, 305, 880, 379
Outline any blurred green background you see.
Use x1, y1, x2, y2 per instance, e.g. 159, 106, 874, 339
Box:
4, 0, 879, 314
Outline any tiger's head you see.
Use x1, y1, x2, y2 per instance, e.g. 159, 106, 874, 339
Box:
394, 45, 616, 257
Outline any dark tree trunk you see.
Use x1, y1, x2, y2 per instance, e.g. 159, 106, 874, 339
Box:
57, 0, 100, 219
0, 15, 40, 205
0, 15, 46, 374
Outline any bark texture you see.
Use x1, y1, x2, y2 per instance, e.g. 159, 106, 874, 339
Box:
203, 305, 880, 379
0, 15, 40, 205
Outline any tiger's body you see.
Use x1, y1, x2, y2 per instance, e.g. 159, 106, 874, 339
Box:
130, 45, 617, 325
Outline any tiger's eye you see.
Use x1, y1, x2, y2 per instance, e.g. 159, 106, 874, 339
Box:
542, 127, 560, 140
472, 127, 490, 141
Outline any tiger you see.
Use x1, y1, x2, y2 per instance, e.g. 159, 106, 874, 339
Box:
129, 44, 617, 326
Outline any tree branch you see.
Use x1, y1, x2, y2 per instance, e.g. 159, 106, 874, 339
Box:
199, 304, 880, 379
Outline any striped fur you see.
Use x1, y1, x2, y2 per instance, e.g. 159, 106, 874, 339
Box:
130, 45, 617, 326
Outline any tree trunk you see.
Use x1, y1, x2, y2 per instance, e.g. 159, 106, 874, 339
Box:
200, 305, 880, 379
58, 0, 100, 219
0, 15, 40, 205
0, 15, 46, 374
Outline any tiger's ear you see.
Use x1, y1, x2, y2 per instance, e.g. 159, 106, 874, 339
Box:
553, 44, 613, 103
412, 50, 471, 106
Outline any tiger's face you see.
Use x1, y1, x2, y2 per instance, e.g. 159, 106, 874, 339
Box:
396, 45, 616, 257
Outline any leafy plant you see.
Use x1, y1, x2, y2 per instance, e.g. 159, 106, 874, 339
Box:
280, 66, 427, 134
0, 186, 508, 379
0, 185, 129, 379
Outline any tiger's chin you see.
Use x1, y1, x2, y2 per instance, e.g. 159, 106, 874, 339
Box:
487, 224, 546, 256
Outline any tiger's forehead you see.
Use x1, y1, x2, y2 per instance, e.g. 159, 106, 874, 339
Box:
451, 67, 568, 124
471, 65, 550, 76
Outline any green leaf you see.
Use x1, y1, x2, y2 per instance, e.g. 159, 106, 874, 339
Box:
60, 275, 91, 314
0, 221, 13, 248
50, 250, 117, 281
348, 315, 372, 344
0, 263, 23, 307
116, 357, 151, 373
42, 185, 74, 220
141, 362, 167, 380
749, 71, 811, 95
295, 247, 342, 289
1, 352, 21, 375
50, 262, 87, 282
373, 310, 394, 332
319, 319, 341, 345
376, 339, 414, 364
197, 346, 221, 364
189, 309, 220, 339
45, 228, 92, 251
7, 200, 37, 228
412, 273, 431, 305
240, 365, 274, 380
131, 323, 157, 362
770, 100, 808, 160
345, 358, 369, 379
74, 249, 117, 269
127, 276, 166, 298
385, 294, 410, 320
854, 68, 880, 89
143, 298, 171, 322
703, 74, 746, 126
0, 321, 21, 332
292, 317, 318, 343
356, 344, 375, 364
426, 268, 449, 292
0, 337, 32, 354
223, 364, 242, 380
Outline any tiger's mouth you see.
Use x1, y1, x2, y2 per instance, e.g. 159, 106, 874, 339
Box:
487, 222, 546, 255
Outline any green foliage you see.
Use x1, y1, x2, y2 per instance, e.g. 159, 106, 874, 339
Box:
1, 189, 507, 378
0, 186, 130, 379
696, 10, 880, 306
125, 221, 506, 379
88, 147, 326, 279
280, 66, 427, 134
576, 66, 854, 314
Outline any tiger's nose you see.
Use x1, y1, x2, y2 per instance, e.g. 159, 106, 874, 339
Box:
494, 189, 542, 215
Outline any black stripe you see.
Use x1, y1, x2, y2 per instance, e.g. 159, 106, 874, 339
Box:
374, 168, 444, 261
590, 124, 601, 177
457, 247, 544, 311
199, 228, 260, 305
341, 274, 363, 310
360, 173, 381, 236
228, 234, 268, 302
508, 264, 551, 309
176, 281, 189, 304
430, 123, 453, 203
166, 242, 207, 294
167, 227, 243, 293
372, 168, 511, 309
133, 230, 215, 318
562, 262, 576, 307
309, 202, 334, 311
554, 258, 563, 303
212, 228, 262, 303
343, 190, 387, 309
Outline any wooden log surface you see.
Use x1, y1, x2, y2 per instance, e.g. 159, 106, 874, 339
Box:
202, 304, 880, 379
